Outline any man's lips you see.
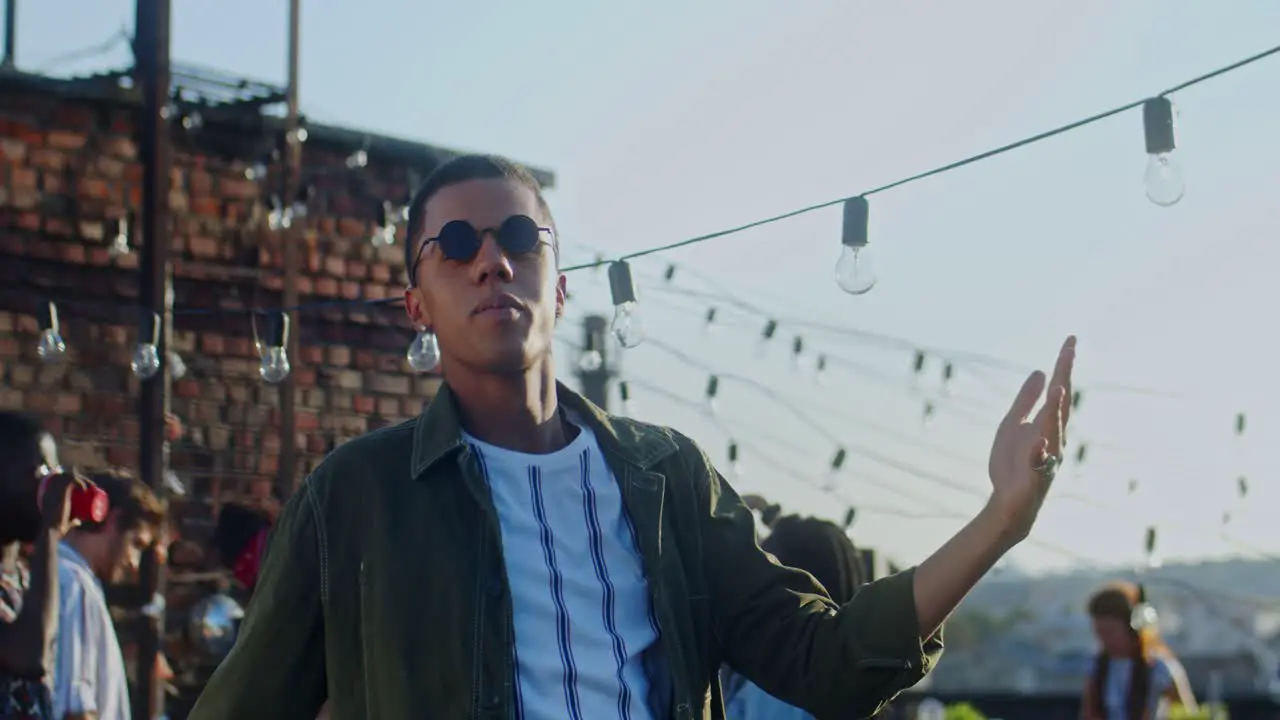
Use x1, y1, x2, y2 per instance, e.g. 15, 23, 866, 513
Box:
473, 295, 526, 315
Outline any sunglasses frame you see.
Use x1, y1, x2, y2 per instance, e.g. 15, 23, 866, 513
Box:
408, 214, 554, 288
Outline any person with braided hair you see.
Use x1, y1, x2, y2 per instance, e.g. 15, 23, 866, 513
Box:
1081, 581, 1196, 720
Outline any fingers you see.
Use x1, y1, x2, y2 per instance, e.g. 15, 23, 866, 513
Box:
1003, 370, 1047, 427
1033, 385, 1067, 456
1053, 336, 1077, 430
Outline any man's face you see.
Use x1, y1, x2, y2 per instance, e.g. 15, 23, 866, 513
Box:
98, 515, 154, 583
404, 179, 566, 374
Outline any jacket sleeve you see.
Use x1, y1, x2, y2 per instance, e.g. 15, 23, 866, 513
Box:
187, 478, 327, 720
678, 436, 944, 720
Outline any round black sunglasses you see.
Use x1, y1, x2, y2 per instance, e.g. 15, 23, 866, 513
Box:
409, 214, 554, 286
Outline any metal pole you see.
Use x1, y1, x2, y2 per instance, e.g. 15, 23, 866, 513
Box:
576, 314, 611, 410
3, 0, 16, 68
278, 0, 301, 494
132, 0, 172, 716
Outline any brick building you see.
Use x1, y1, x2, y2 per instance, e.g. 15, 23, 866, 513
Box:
0, 63, 555, 543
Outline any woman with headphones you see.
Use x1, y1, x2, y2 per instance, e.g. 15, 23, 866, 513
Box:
1082, 581, 1197, 720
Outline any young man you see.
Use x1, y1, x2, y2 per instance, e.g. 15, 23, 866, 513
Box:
190, 154, 1076, 720
51, 469, 166, 720
0, 413, 82, 720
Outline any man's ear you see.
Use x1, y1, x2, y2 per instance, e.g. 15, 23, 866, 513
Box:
554, 273, 567, 318
404, 287, 432, 329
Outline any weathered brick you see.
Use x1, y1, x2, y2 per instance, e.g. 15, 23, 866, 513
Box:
367, 372, 410, 395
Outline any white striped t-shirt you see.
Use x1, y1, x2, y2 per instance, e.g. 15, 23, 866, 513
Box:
465, 419, 659, 720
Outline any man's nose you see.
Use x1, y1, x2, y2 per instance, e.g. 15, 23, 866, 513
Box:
471, 235, 514, 284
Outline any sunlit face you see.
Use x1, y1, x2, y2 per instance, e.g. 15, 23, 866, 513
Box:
100, 514, 154, 583
403, 178, 566, 375
1092, 615, 1137, 657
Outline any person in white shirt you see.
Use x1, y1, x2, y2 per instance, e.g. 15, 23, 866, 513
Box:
51, 470, 165, 720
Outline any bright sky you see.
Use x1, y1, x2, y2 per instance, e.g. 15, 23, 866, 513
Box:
17, 0, 1280, 573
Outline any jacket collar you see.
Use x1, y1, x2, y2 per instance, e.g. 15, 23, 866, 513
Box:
410, 380, 678, 480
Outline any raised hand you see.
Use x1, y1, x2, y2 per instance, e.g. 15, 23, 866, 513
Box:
986, 336, 1076, 543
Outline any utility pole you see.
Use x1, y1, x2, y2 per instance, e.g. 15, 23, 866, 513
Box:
278, 0, 302, 494
132, 0, 172, 717
575, 314, 612, 410
2, 0, 16, 69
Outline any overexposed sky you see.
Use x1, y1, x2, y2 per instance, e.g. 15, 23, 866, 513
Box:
15, 0, 1280, 572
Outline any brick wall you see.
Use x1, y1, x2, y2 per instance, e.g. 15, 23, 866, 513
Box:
0, 76, 442, 542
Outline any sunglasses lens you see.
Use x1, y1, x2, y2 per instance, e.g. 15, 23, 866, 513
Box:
435, 220, 482, 261
498, 215, 542, 255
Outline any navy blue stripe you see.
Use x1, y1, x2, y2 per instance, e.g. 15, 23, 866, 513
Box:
528, 464, 584, 720
619, 491, 663, 706
578, 448, 635, 720
474, 446, 527, 720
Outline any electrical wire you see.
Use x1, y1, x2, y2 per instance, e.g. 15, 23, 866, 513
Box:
559, 42, 1280, 273
30, 27, 132, 74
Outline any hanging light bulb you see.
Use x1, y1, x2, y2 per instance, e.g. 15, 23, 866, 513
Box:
407, 327, 440, 372
290, 184, 315, 222
824, 448, 847, 491
663, 264, 676, 283
107, 215, 131, 257
1234, 412, 1246, 436
36, 301, 66, 363
259, 311, 292, 384
815, 353, 828, 382
608, 260, 645, 348
791, 336, 804, 367
577, 321, 604, 373
371, 200, 397, 247
244, 161, 268, 181
842, 507, 857, 531
703, 307, 717, 332
618, 381, 637, 416
727, 440, 742, 477
131, 311, 162, 380
167, 350, 187, 380
1142, 525, 1161, 569
346, 148, 369, 169
835, 196, 876, 295
267, 195, 289, 230
1142, 97, 1184, 207
704, 375, 719, 415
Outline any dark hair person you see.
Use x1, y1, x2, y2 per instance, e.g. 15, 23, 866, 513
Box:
0, 412, 85, 720
1081, 581, 1196, 720
724, 514, 867, 719
190, 153, 1078, 720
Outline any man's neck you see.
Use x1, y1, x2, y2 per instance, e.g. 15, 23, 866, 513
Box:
63, 535, 100, 576
446, 357, 570, 454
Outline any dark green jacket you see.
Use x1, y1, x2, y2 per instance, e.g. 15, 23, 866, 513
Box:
188, 383, 942, 720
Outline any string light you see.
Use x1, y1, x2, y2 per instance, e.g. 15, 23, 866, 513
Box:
36, 301, 66, 363
371, 200, 398, 248
1143, 525, 1161, 569
608, 260, 644, 348
131, 310, 162, 380
577, 329, 603, 372
790, 336, 804, 366
1142, 97, 1184, 207
107, 215, 131, 258
835, 196, 875, 295
406, 327, 440, 372
824, 447, 847, 490
704, 375, 719, 415
259, 311, 291, 384
618, 380, 636, 415
727, 440, 742, 476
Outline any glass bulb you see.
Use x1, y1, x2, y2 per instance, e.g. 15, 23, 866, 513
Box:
577, 349, 603, 372
259, 346, 291, 383
131, 343, 161, 380
1144, 152, 1185, 207
108, 233, 130, 257
37, 330, 66, 363
406, 330, 440, 372
835, 244, 876, 295
168, 350, 188, 380
371, 225, 396, 248
610, 302, 645, 349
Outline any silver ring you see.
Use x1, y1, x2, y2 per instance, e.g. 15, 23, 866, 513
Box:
1032, 452, 1061, 482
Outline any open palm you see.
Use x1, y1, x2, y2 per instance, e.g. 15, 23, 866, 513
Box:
986, 336, 1076, 542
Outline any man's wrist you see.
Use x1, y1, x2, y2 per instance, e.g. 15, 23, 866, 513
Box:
974, 499, 1024, 556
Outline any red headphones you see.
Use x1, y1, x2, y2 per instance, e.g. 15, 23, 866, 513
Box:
37, 468, 109, 525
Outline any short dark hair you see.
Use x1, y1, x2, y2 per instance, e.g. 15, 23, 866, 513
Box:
761, 515, 864, 605
404, 154, 558, 274
0, 412, 43, 474
80, 468, 166, 534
